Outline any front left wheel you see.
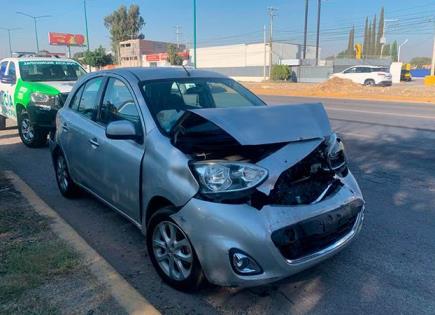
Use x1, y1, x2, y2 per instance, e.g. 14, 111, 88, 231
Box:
18, 110, 48, 147
147, 208, 205, 292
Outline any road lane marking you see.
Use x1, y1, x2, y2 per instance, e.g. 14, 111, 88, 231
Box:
326, 107, 435, 120
5, 170, 160, 315
340, 132, 374, 139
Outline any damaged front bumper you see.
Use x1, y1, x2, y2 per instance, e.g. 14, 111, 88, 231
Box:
171, 171, 364, 287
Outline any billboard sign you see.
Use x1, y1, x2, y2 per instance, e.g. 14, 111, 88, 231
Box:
48, 32, 86, 47
145, 51, 189, 62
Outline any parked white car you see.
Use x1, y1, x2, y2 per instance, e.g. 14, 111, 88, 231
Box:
331, 65, 392, 86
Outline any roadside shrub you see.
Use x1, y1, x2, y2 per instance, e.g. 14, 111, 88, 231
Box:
271, 65, 291, 81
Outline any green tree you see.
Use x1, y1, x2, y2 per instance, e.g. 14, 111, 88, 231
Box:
363, 17, 369, 58
382, 44, 390, 57
366, 20, 373, 58
370, 15, 377, 58
346, 26, 355, 58
166, 44, 183, 65
104, 5, 145, 62
83, 46, 113, 69
377, 7, 385, 56
410, 57, 432, 68
390, 40, 398, 62
270, 65, 290, 81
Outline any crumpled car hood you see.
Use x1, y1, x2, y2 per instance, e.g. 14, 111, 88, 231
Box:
184, 103, 332, 145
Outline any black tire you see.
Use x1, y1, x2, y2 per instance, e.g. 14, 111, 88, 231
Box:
18, 110, 48, 148
54, 152, 81, 198
147, 207, 205, 292
0, 116, 6, 130
364, 79, 375, 86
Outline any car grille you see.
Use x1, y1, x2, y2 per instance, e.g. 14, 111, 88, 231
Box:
58, 93, 69, 107
271, 199, 363, 261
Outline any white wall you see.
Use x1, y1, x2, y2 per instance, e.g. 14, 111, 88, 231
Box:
191, 42, 314, 68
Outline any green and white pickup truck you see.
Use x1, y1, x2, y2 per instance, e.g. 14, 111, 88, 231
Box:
0, 57, 86, 147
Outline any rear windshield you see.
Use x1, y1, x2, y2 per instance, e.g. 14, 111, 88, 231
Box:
19, 60, 86, 82
141, 78, 265, 133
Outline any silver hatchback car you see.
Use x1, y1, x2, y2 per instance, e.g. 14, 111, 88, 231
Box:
50, 67, 364, 291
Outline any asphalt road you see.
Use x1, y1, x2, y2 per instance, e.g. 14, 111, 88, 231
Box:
0, 96, 434, 315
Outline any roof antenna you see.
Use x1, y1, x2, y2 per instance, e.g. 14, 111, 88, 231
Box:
181, 64, 191, 77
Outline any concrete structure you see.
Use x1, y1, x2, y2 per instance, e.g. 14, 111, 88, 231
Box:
189, 42, 318, 81
119, 39, 185, 67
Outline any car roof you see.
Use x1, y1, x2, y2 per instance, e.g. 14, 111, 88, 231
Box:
98, 67, 228, 81
351, 65, 387, 68
1, 57, 79, 63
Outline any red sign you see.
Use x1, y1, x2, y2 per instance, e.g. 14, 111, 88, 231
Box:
145, 51, 189, 62
48, 32, 86, 47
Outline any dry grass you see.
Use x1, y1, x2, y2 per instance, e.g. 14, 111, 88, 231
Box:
0, 175, 126, 315
243, 78, 435, 104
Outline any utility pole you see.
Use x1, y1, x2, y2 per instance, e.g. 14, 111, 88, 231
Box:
84, 0, 90, 51
193, 0, 197, 68
263, 25, 267, 80
431, 19, 435, 76
315, 0, 321, 65
303, 0, 309, 60
268, 7, 278, 78
16, 12, 50, 53
0, 27, 21, 56
175, 25, 182, 48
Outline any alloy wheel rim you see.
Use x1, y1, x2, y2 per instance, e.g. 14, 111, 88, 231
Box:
152, 221, 193, 281
56, 156, 69, 192
21, 118, 34, 142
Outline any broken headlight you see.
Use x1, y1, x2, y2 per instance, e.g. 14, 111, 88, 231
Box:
325, 133, 347, 175
191, 161, 268, 195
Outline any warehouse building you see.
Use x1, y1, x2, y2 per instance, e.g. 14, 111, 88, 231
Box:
189, 42, 318, 81
119, 39, 185, 67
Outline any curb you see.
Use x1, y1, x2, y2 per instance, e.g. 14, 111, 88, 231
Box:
4, 170, 160, 315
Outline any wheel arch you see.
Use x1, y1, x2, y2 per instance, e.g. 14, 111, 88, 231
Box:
144, 196, 176, 228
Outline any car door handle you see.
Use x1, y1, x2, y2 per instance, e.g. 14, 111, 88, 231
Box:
89, 138, 99, 148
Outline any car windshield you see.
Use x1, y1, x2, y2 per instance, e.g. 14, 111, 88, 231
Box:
19, 60, 86, 82
141, 77, 266, 133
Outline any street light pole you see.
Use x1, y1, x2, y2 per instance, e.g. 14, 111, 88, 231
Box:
397, 39, 408, 63
0, 27, 21, 56
303, 0, 309, 60
315, 0, 321, 66
84, 0, 90, 51
16, 12, 50, 53
193, 0, 197, 68
267, 7, 278, 78
380, 19, 399, 58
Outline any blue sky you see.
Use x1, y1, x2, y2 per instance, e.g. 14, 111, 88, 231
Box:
0, 0, 434, 61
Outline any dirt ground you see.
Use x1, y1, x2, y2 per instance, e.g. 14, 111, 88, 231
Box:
0, 173, 126, 315
243, 78, 435, 104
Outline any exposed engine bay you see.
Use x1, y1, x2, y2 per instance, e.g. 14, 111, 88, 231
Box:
170, 104, 348, 209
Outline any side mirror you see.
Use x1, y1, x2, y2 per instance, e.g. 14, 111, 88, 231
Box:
1, 75, 16, 84
106, 120, 140, 141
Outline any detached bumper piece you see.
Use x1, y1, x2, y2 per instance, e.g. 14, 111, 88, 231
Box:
271, 199, 364, 261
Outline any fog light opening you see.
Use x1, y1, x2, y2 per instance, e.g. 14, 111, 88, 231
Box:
229, 249, 263, 275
